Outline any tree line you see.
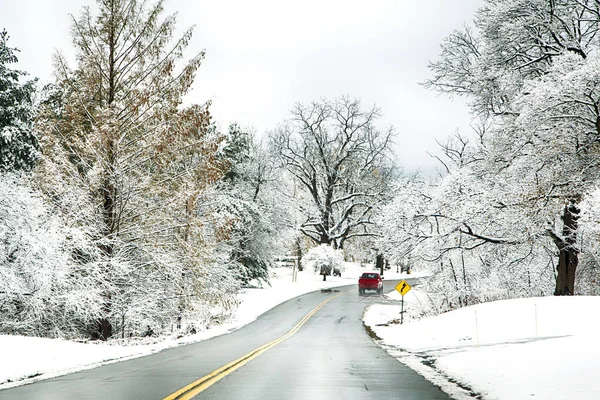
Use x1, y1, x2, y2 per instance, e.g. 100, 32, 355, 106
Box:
379, 0, 600, 314
0, 0, 398, 339
4, 0, 598, 340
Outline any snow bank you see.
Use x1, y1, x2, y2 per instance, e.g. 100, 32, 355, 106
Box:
364, 295, 600, 400
0, 335, 146, 386
0, 262, 417, 388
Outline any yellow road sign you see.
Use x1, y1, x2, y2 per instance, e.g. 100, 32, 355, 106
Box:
395, 280, 411, 296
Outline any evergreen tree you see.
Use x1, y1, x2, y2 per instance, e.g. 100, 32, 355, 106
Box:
220, 123, 251, 182
213, 125, 277, 286
0, 30, 39, 172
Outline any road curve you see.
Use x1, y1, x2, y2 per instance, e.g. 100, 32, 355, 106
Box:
0, 278, 449, 400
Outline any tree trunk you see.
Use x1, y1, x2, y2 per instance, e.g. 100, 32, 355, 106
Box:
177, 195, 195, 330
553, 201, 580, 295
376, 254, 384, 275
96, 4, 119, 341
98, 317, 112, 340
320, 233, 329, 246
98, 160, 116, 340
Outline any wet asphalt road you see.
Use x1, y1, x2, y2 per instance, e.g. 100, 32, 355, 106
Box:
0, 278, 450, 400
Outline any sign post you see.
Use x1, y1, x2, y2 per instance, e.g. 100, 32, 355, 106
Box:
401, 295, 405, 324
395, 280, 412, 324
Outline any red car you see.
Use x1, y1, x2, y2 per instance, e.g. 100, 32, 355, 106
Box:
358, 272, 383, 294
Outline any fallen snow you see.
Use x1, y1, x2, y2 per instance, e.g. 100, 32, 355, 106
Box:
364, 294, 600, 400
237, 263, 418, 326
0, 263, 416, 389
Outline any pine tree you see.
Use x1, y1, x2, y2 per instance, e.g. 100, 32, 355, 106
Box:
0, 30, 39, 172
212, 125, 278, 286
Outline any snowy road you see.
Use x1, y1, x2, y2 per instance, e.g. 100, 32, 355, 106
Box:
0, 278, 449, 400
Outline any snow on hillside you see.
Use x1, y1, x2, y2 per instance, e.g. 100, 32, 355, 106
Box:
0, 263, 412, 389
364, 294, 600, 400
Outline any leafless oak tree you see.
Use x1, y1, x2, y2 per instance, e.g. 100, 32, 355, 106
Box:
272, 97, 398, 250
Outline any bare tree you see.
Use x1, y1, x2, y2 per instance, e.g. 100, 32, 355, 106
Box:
272, 97, 398, 249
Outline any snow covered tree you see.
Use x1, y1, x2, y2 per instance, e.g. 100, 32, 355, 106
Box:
380, 167, 556, 312
35, 0, 236, 339
220, 123, 252, 182
425, 0, 600, 296
271, 97, 398, 250
211, 124, 286, 286
0, 174, 103, 337
576, 189, 600, 296
0, 30, 39, 172
209, 193, 271, 285
301, 244, 344, 281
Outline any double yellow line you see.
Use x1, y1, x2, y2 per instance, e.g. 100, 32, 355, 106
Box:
164, 293, 341, 400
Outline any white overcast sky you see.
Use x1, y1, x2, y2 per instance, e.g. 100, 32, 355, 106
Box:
1, 0, 482, 173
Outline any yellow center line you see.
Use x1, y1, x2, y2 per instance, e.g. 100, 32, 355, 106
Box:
163, 292, 343, 400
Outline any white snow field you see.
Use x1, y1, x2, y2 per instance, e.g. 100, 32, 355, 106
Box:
0, 262, 408, 389
364, 292, 600, 400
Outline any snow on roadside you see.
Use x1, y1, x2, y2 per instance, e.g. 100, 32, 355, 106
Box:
0, 335, 149, 387
0, 262, 417, 389
237, 263, 424, 326
364, 294, 600, 400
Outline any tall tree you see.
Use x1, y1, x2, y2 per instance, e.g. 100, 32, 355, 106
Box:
212, 124, 283, 286
36, 0, 230, 339
425, 0, 600, 296
272, 97, 398, 250
0, 30, 39, 172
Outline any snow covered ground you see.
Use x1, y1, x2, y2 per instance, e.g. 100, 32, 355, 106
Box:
0, 262, 410, 389
364, 291, 600, 400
